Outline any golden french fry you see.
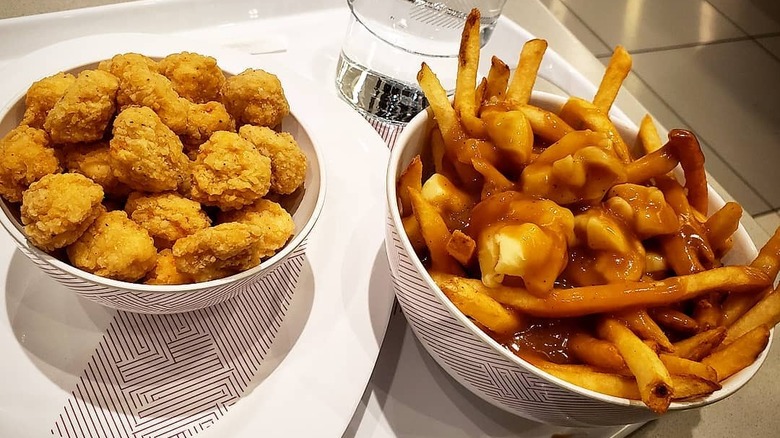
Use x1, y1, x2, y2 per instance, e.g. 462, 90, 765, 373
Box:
475, 77, 487, 109
454, 9, 486, 138
429, 127, 447, 176
660, 354, 718, 382
542, 365, 641, 400
693, 294, 722, 332
471, 157, 515, 199
615, 309, 674, 352
598, 318, 673, 413
637, 114, 663, 155
484, 56, 510, 101
518, 104, 574, 144
724, 287, 780, 345
397, 155, 423, 216
559, 96, 633, 163
444, 265, 770, 318
673, 327, 727, 361
650, 307, 699, 334
671, 374, 721, 401
436, 274, 522, 334
505, 39, 547, 106
705, 202, 742, 257
409, 188, 462, 275
569, 332, 628, 373
702, 325, 770, 381
593, 45, 632, 113
401, 215, 426, 252
417, 62, 464, 145
446, 229, 476, 266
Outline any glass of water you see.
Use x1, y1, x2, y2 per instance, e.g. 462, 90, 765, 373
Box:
335, 0, 507, 128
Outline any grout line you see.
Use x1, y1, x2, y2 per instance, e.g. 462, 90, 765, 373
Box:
549, 0, 614, 53
703, 1, 780, 63
753, 208, 780, 218
625, 36, 753, 55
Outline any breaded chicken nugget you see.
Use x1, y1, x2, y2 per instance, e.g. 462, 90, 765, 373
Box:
21, 72, 76, 129
43, 70, 119, 143
21, 173, 104, 251
125, 191, 211, 248
238, 125, 306, 195
144, 248, 193, 285
97, 52, 158, 77
110, 106, 189, 192
116, 64, 189, 134
218, 199, 294, 258
181, 101, 236, 154
0, 126, 61, 202
222, 68, 289, 127
172, 222, 263, 282
189, 131, 271, 210
158, 52, 226, 104
63, 141, 131, 198
67, 210, 157, 282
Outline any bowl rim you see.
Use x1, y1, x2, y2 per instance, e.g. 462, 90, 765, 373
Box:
0, 53, 328, 294
385, 89, 773, 411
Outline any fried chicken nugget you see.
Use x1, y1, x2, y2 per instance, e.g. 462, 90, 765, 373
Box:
189, 131, 271, 210
116, 64, 189, 134
172, 222, 264, 282
144, 248, 193, 285
218, 199, 294, 258
158, 52, 226, 104
238, 125, 307, 195
222, 68, 289, 127
125, 191, 211, 249
43, 70, 119, 143
181, 101, 236, 155
0, 126, 61, 202
67, 210, 157, 282
21, 72, 76, 129
97, 52, 159, 77
63, 141, 131, 198
110, 106, 189, 192
21, 173, 104, 251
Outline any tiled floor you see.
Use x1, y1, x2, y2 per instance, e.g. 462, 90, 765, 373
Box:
541, 0, 780, 235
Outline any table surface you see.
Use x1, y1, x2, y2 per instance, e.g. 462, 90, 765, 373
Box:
0, 1, 776, 437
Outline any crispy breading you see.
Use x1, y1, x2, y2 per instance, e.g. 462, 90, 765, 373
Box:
97, 52, 159, 77
221, 68, 289, 127
239, 125, 306, 195
172, 222, 264, 282
62, 141, 131, 198
158, 52, 226, 104
21, 173, 104, 251
116, 64, 189, 133
125, 191, 211, 249
218, 198, 294, 258
67, 210, 157, 282
0, 125, 61, 202
21, 72, 76, 129
144, 248, 193, 285
181, 101, 236, 152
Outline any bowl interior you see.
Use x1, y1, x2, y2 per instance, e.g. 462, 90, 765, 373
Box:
387, 90, 770, 411
0, 60, 325, 293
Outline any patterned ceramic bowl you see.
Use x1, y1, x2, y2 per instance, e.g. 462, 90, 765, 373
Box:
385, 91, 771, 426
0, 57, 325, 315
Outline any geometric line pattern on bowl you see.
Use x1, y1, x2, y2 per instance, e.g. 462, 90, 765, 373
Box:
386, 218, 653, 426
49, 248, 305, 438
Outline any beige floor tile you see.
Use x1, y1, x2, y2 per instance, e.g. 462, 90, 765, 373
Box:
537, 0, 611, 57
560, 0, 745, 51
630, 41, 780, 211
757, 35, 780, 59
754, 210, 780, 236
706, 0, 780, 35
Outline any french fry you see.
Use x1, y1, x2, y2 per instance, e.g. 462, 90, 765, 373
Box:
397, 155, 423, 216
637, 114, 663, 155
702, 325, 770, 381
693, 294, 722, 331
454, 9, 486, 138
436, 274, 522, 334
518, 104, 573, 144
409, 189, 462, 275
569, 332, 628, 373
471, 157, 515, 199
723, 286, 780, 345
429, 127, 447, 175
598, 318, 673, 413
650, 307, 699, 334
484, 56, 510, 101
446, 230, 476, 266
417, 62, 464, 147
660, 354, 718, 382
593, 45, 632, 113
402, 215, 426, 252
506, 39, 547, 106
705, 202, 742, 256
438, 266, 770, 318
671, 375, 721, 401
615, 309, 674, 352
673, 327, 727, 361
559, 97, 633, 163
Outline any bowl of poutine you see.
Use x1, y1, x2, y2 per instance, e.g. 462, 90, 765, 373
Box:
385, 9, 780, 427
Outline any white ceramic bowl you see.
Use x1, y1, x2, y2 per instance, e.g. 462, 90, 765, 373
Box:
385, 91, 772, 426
0, 53, 325, 315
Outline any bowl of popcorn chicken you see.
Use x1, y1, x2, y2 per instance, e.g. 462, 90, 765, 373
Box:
0, 48, 324, 314
385, 9, 780, 427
